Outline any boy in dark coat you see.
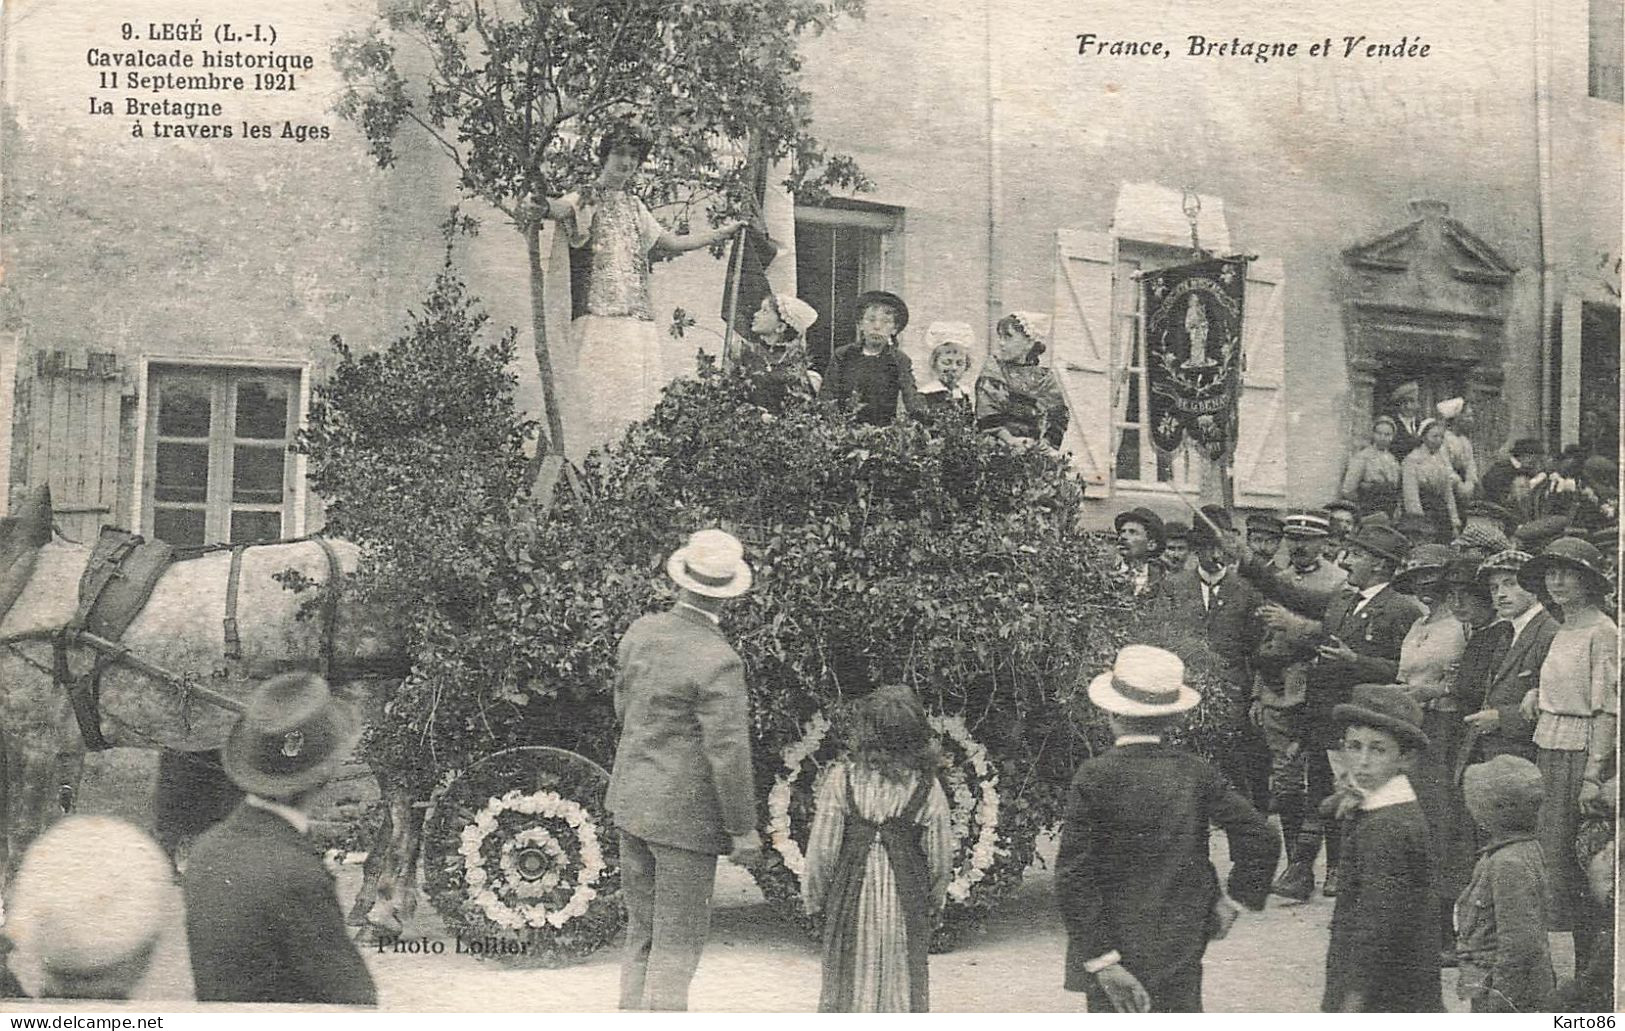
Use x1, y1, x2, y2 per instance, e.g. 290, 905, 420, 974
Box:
1057, 645, 1279, 1013
1321, 683, 1443, 1012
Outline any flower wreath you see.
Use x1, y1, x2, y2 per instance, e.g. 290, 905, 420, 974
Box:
420, 746, 623, 967
458, 789, 606, 930
763, 710, 1003, 907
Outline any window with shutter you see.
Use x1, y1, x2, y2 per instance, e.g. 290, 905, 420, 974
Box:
25, 350, 124, 542
1232, 258, 1289, 508
1050, 229, 1116, 489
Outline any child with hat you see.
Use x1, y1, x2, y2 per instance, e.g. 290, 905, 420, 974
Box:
1455, 756, 1555, 1012
740, 292, 822, 404
1321, 683, 1443, 1012
975, 313, 1069, 449
1056, 645, 1279, 1013
917, 322, 976, 423
820, 290, 923, 427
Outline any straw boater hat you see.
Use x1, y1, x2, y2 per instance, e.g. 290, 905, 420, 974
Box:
1323, 499, 1360, 520
854, 290, 909, 333
1332, 683, 1428, 751
666, 528, 753, 598
1390, 542, 1457, 595
1114, 506, 1167, 555
1517, 537, 1613, 598
1087, 644, 1201, 717
770, 294, 818, 339
5, 816, 173, 995
223, 672, 361, 800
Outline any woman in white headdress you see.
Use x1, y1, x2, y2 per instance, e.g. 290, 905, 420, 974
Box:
1436, 397, 1479, 500
975, 313, 1069, 448
917, 322, 976, 423
739, 292, 822, 403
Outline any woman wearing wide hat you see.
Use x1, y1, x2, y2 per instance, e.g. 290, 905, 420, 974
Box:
1517, 537, 1618, 969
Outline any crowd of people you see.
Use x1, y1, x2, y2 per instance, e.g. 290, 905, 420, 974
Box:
1103, 443, 1618, 1010
0, 122, 1615, 1014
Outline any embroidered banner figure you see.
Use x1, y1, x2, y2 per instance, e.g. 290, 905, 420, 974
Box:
1142, 257, 1250, 460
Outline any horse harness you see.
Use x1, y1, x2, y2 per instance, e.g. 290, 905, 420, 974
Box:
2, 529, 348, 752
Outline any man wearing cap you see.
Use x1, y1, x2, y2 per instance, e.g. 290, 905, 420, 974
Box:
1234, 524, 1423, 897
820, 290, 923, 427
1386, 381, 1423, 461
1245, 513, 1349, 898
1114, 507, 1168, 600
183, 672, 376, 1005
1057, 645, 1278, 1013
1245, 512, 1285, 569
608, 529, 760, 1011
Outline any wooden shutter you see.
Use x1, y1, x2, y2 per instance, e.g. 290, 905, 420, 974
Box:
1232, 258, 1288, 508
1050, 229, 1116, 490
27, 350, 124, 542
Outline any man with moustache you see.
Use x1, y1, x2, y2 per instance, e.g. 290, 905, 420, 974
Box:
1115, 506, 1168, 601
1231, 524, 1423, 897
1459, 550, 1558, 770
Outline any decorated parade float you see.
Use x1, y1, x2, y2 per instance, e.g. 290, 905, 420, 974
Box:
290, 245, 1244, 965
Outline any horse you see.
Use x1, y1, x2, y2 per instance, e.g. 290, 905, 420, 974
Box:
0, 498, 426, 937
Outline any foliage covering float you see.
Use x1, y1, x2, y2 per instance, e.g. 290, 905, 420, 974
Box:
300, 268, 1250, 945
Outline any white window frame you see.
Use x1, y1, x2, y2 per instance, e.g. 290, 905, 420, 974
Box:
1108, 239, 1200, 495
131, 355, 310, 542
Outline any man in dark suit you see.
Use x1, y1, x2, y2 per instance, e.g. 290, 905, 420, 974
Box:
1234, 524, 1423, 897
608, 529, 760, 1011
1058, 645, 1278, 1013
183, 672, 376, 1006
1461, 549, 1558, 769
1115, 506, 1169, 601
1168, 508, 1267, 810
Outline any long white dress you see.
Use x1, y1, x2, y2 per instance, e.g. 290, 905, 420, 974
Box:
558, 189, 667, 463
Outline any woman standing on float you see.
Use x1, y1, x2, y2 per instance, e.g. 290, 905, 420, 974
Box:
541, 123, 745, 462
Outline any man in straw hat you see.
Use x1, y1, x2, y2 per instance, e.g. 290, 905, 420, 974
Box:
1321, 684, 1443, 1012
183, 671, 375, 1005
608, 529, 759, 1010
1232, 523, 1423, 898
4, 816, 176, 1000
1057, 645, 1278, 1013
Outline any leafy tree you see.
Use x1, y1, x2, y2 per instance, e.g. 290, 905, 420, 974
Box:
333, 0, 870, 487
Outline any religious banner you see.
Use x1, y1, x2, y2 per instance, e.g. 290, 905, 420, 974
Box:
1141, 256, 1250, 460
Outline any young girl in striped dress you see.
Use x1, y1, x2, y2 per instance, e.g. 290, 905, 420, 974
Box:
803, 685, 953, 1012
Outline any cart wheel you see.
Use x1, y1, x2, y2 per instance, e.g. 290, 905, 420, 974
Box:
421, 746, 623, 967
